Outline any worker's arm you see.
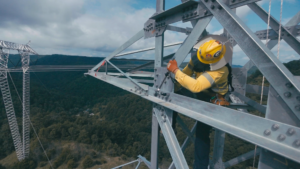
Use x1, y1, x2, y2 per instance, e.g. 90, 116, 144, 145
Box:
174, 59, 194, 91
181, 59, 194, 76
175, 69, 225, 93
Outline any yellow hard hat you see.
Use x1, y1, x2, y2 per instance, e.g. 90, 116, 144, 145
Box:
197, 40, 226, 64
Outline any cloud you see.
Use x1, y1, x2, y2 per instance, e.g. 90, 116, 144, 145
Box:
212, 29, 223, 35
0, 0, 84, 27
0, 0, 194, 59
0, 0, 159, 56
236, 6, 251, 19
0, 0, 298, 65
232, 39, 300, 66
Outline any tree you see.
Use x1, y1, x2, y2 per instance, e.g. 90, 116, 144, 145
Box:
67, 159, 77, 169
82, 155, 94, 169
0, 164, 6, 169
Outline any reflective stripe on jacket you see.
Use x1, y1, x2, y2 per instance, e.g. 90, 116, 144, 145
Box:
175, 59, 229, 95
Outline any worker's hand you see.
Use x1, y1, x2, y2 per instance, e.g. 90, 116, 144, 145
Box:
167, 59, 178, 74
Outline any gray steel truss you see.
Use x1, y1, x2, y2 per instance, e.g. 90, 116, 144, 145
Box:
0, 40, 37, 55
242, 10, 300, 73
0, 49, 24, 161
0, 40, 37, 161
19, 51, 31, 158
86, 0, 300, 168
111, 155, 152, 169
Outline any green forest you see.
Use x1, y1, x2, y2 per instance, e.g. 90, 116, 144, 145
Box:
0, 55, 299, 169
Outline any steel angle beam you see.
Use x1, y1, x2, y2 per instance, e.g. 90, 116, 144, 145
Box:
153, 107, 189, 169
232, 91, 266, 114
150, 113, 160, 169
211, 130, 226, 169
228, 0, 262, 9
224, 24, 300, 49
87, 71, 300, 163
107, 72, 154, 78
106, 60, 147, 91
148, 90, 300, 163
176, 115, 195, 143
150, 115, 160, 169
255, 25, 300, 41
242, 60, 255, 72
87, 72, 149, 95
150, 0, 261, 23
155, 37, 164, 67
248, 3, 300, 55
168, 122, 197, 169
265, 86, 300, 128
128, 53, 174, 73
151, 1, 198, 20
115, 42, 182, 57
181, 122, 197, 151
111, 159, 139, 169
0, 40, 37, 54
138, 155, 151, 168
258, 86, 300, 169
288, 11, 300, 26
171, 122, 197, 169
174, 16, 212, 65
228, 103, 255, 110
151, 2, 166, 168
246, 84, 269, 96
135, 79, 153, 84
91, 30, 144, 71
166, 25, 192, 35
232, 68, 247, 95
201, 0, 300, 119
223, 148, 261, 168
242, 11, 300, 71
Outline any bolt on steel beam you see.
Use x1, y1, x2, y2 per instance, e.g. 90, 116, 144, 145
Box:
153, 107, 189, 169
201, 0, 300, 119
87, 72, 300, 163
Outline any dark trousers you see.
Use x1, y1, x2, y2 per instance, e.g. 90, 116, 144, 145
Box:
173, 88, 212, 169
194, 122, 211, 169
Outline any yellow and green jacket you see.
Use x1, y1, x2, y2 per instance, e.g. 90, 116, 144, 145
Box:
175, 59, 229, 95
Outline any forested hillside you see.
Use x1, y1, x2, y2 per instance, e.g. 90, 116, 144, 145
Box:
0, 55, 299, 169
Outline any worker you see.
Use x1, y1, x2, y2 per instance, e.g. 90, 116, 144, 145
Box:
167, 35, 233, 169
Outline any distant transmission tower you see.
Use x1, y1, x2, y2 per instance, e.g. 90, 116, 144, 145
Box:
0, 49, 24, 160
0, 40, 37, 161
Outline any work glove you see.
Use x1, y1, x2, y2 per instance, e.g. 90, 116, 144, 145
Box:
167, 59, 178, 74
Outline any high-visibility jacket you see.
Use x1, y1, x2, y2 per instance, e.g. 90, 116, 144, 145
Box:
175, 59, 229, 95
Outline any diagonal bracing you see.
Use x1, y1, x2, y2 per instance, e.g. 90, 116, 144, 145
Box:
87, 0, 300, 168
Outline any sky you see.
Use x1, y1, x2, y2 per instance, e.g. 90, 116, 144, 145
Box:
0, 0, 299, 66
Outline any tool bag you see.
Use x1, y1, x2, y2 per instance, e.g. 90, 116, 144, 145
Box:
210, 93, 230, 106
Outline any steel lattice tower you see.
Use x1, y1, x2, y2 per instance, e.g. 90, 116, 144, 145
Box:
0, 41, 37, 161
86, 0, 300, 168
0, 49, 24, 160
